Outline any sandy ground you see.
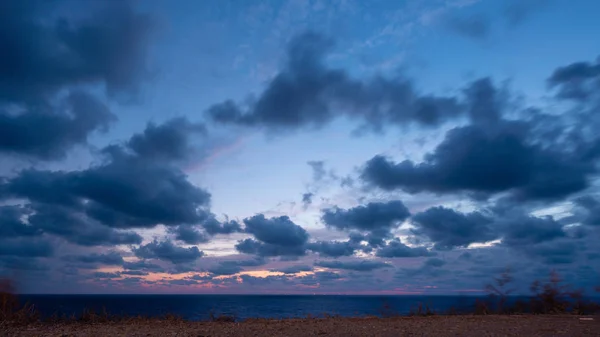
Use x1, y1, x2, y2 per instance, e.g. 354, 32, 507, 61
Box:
3, 315, 600, 337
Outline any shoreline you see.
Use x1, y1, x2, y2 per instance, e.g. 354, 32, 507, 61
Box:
4, 315, 600, 337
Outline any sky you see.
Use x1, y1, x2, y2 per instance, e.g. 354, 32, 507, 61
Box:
1, 0, 600, 295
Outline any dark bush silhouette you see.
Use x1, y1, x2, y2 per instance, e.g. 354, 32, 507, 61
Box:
482, 269, 600, 315
484, 267, 515, 314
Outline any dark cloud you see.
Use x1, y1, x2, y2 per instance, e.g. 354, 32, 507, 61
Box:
302, 193, 314, 208
64, 252, 124, 266
122, 260, 163, 272
127, 118, 207, 162
168, 225, 210, 245
396, 265, 451, 280
133, 240, 204, 264
0, 237, 53, 257
2, 118, 213, 231
206, 31, 462, 133
458, 251, 473, 260
411, 207, 496, 250
235, 238, 307, 257
208, 258, 267, 275
298, 271, 342, 285
498, 215, 566, 247
27, 204, 143, 246
306, 240, 356, 258
547, 57, 600, 101
76, 152, 211, 228
0, 92, 115, 160
375, 239, 432, 258
93, 272, 122, 279
321, 201, 410, 240
244, 214, 309, 247
0, 0, 154, 160
121, 270, 148, 276
273, 265, 313, 274
238, 274, 289, 286
315, 260, 391, 272
361, 80, 595, 202
168, 279, 199, 286
0, 256, 49, 272
423, 258, 446, 268
0, 205, 40, 238
524, 240, 580, 265
202, 217, 242, 235
0, 0, 153, 102
207, 264, 243, 276
572, 196, 600, 226
307, 161, 327, 182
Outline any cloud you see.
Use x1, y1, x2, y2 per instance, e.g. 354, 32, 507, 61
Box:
133, 240, 204, 264
27, 204, 143, 246
524, 240, 580, 265
302, 192, 314, 208
307, 161, 327, 182
243, 214, 309, 247
0, 0, 154, 160
423, 257, 446, 268
0, 0, 154, 102
208, 258, 266, 275
0, 237, 53, 257
547, 56, 600, 101
121, 270, 148, 276
122, 260, 164, 272
315, 259, 391, 271
321, 201, 410, 241
273, 265, 313, 274
571, 196, 600, 226
206, 31, 462, 133
235, 238, 307, 257
168, 225, 210, 245
0, 205, 40, 238
298, 271, 342, 285
0, 92, 115, 160
64, 252, 124, 266
361, 78, 595, 202
498, 215, 566, 247
375, 239, 432, 258
94, 272, 122, 279
411, 206, 496, 250
127, 118, 207, 162
2, 118, 213, 232
306, 240, 356, 257
207, 264, 243, 276
201, 218, 243, 235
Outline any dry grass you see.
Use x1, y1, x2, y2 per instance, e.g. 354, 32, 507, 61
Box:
5, 315, 600, 337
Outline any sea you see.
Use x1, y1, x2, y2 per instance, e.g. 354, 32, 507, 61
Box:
17, 295, 500, 321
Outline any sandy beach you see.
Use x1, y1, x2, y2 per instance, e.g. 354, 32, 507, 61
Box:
3, 315, 600, 337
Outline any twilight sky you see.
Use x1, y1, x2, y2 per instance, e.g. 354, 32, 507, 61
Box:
1, 0, 600, 295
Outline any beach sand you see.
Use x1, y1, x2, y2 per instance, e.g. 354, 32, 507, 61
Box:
3, 315, 600, 337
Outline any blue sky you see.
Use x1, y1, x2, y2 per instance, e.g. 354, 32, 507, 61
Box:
1, 0, 600, 295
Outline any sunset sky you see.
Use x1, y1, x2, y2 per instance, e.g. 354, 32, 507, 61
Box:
1, 0, 599, 295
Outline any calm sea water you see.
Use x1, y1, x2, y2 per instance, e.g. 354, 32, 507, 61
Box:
17, 295, 496, 320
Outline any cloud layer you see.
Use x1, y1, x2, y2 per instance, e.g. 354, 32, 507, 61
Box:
1, 1, 599, 296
